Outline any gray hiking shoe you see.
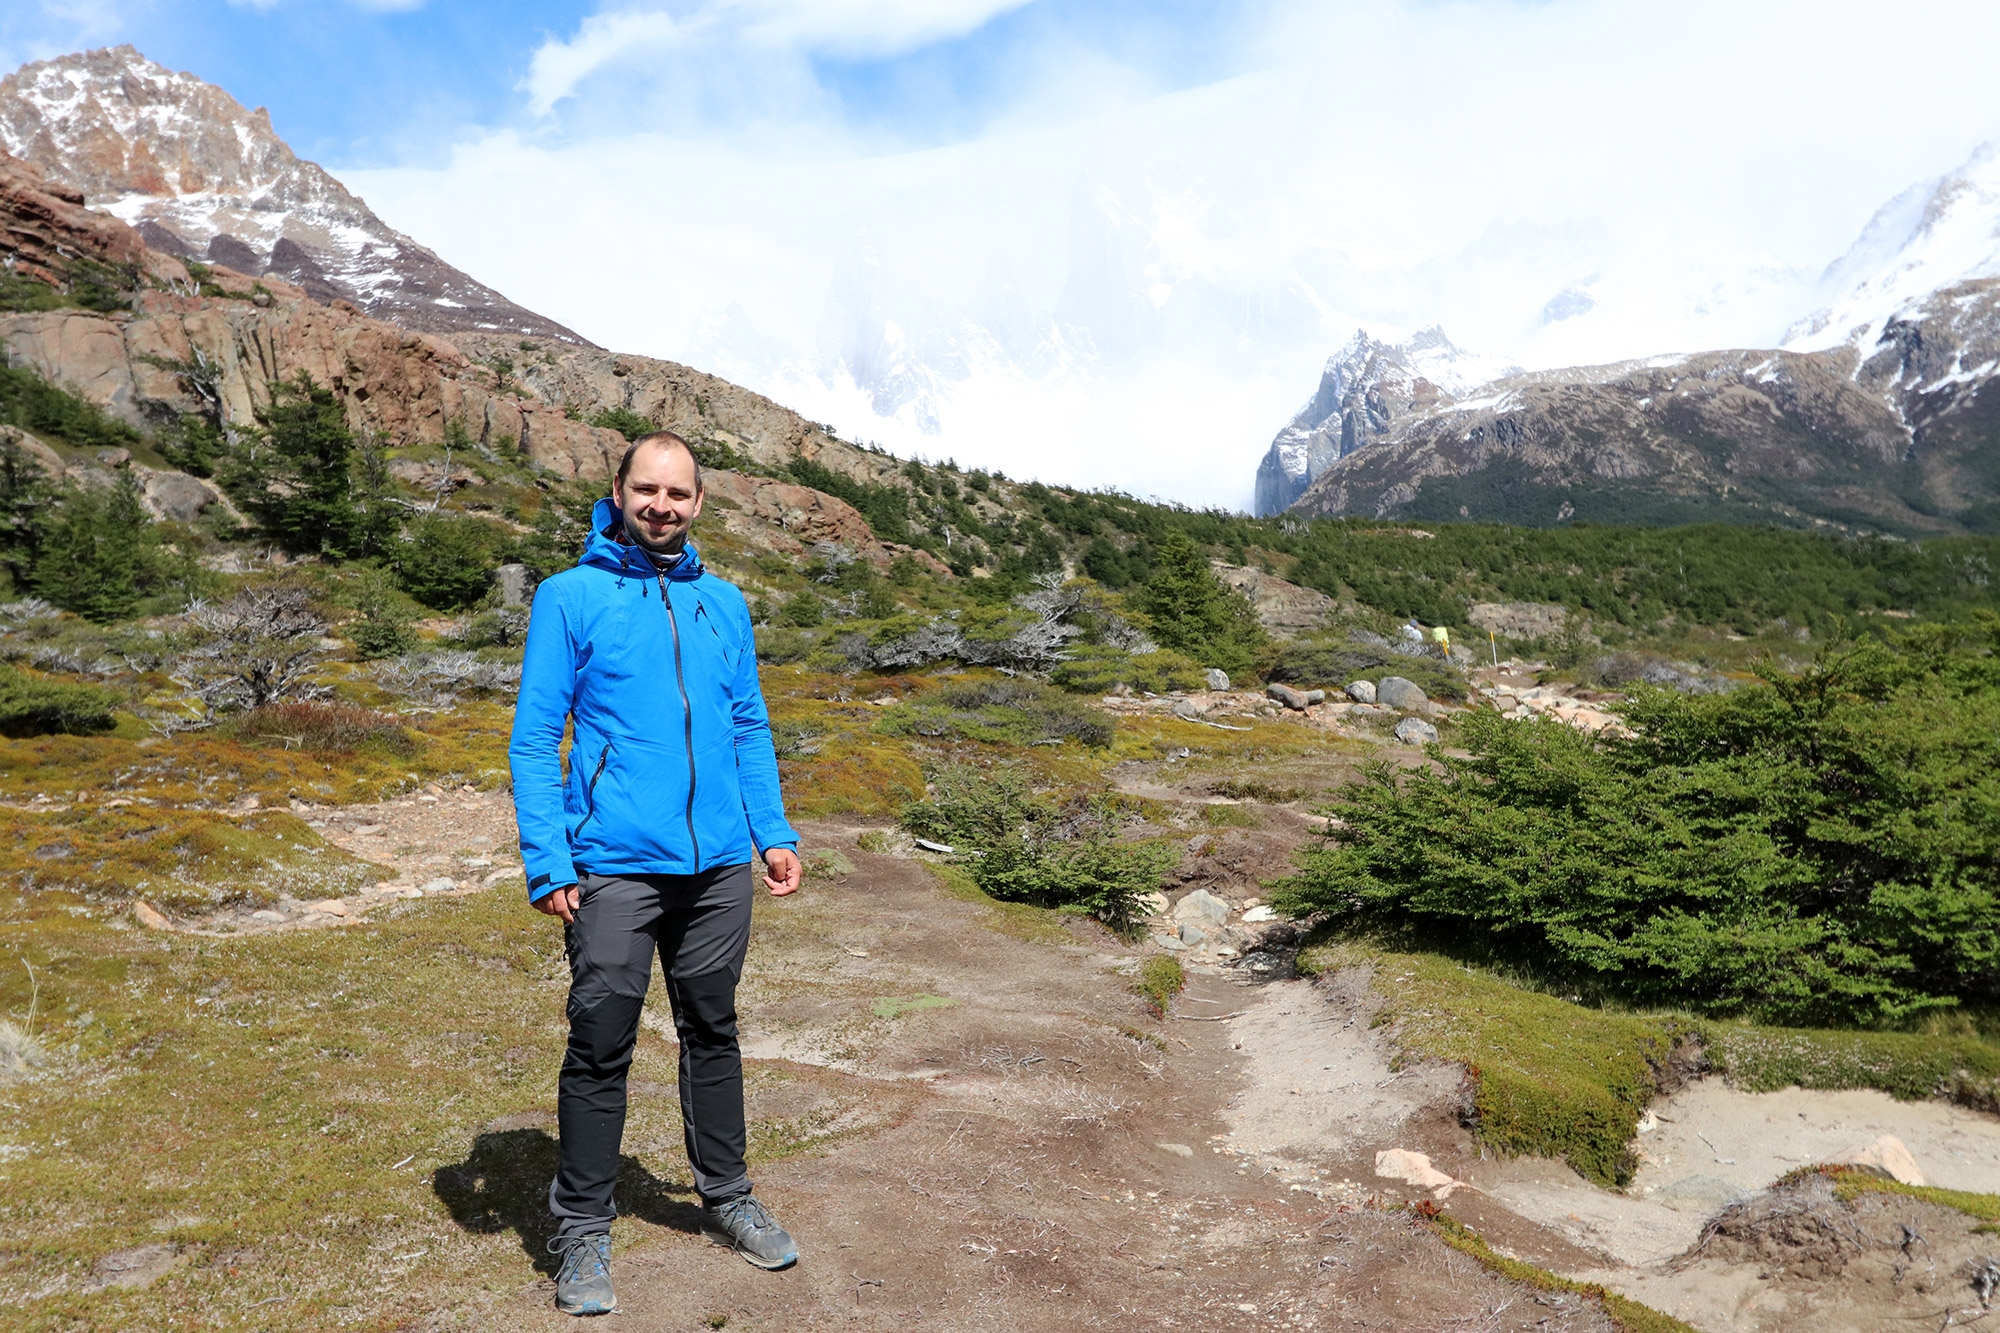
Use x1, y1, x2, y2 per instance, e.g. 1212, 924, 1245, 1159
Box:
547, 1232, 616, 1315
701, 1194, 799, 1270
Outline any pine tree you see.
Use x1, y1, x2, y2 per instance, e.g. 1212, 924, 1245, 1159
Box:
34, 477, 149, 622
226, 374, 362, 557
1136, 529, 1266, 675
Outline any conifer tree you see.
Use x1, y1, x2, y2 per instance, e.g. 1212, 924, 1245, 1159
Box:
1136, 528, 1266, 675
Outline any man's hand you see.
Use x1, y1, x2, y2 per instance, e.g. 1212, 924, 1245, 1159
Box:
763, 847, 801, 897
534, 883, 580, 924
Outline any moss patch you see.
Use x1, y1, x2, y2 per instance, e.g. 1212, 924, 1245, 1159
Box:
1297, 939, 1698, 1187
1709, 1023, 2000, 1111
1132, 956, 1185, 1017
1816, 1164, 2000, 1222
1418, 1209, 1700, 1333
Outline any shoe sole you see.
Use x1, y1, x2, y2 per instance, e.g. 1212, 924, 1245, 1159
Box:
701, 1224, 799, 1270
555, 1297, 617, 1316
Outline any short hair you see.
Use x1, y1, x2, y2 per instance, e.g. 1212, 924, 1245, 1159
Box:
615, 430, 702, 492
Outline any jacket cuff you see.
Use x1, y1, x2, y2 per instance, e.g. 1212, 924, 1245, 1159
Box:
522, 858, 576, 901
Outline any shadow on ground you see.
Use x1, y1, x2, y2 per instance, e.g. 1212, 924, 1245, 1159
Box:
433, 1129, 702, 1273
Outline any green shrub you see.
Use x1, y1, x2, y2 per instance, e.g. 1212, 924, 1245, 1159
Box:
587, 407, 655, 441
395, 514, 507, 611
1049, 646, 1204, 695
901, 763, 1174, 926
32, 477, 193, 622
1276, 628, 2000, 1026
754, 626, 819, 664
1132, 956, 1185, 1016
344, 567, 420, 659
1134, 530, 1266, 676
0, 663, 120, 736
1262, 633, 1467, 701
0, 364, 142, 453
876, 676, 1113, 747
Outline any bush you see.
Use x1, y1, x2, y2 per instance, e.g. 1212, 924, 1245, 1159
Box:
588, 407, 655, 441
0, 663, 120, 736
900, 763, 1174, 927
223, 374, 371, 558
1263, 633, 1468, 702
876, 676, 1114, 747
0, 364, 142, 453
1275, 627, 2000, 1026
1049, 646, 1204, 695
344, 567, 420, 660
32, 477, 188, 623
394, 514, 507, 611
1134, 530, 1266, 676
221, 702, 415, 757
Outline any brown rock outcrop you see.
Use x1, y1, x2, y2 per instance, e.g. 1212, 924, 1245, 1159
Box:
0, 145, 184, 289
1209, 561, 1336, 639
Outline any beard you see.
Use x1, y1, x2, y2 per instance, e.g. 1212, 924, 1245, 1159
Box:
622, 510, 688, 559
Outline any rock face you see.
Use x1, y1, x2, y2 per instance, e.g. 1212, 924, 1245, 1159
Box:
1209, 561, 1337, 639
1468, 601, 1569, 640
1252, 327, 1519, 516
0, 144, 183, 289
0, 46, 589, 345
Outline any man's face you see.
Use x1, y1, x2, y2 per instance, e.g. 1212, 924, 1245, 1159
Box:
612, 442, 703, 552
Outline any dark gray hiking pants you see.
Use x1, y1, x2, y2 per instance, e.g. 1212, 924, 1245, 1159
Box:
549, 863, 754, 1236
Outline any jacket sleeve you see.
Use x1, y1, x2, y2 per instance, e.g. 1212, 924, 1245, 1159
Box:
509, 579, 580, 899
729, 599, 798, 855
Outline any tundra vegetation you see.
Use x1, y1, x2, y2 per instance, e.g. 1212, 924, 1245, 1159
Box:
0, 360, 1997, 1328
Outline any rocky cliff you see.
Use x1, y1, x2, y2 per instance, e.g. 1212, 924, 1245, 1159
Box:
1279, 278, 2000, 534
0, 46, 589, 345
1253, 328, 1518, 516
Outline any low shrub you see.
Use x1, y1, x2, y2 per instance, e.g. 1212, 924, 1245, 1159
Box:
0, 663, 120, 736
901, 763, 1174, 926
1132, 956, 1185, 1016
220, 703, 416, 758
1263, 633, 1467, 702
1276, 629, 2000, 1026
1049, 646, 1204, 695
395, 514, 508, 611
876, 675, 1114, 748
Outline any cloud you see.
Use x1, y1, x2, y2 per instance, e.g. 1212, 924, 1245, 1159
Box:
522, 0, 1034, 115
341, 0, 2000, 506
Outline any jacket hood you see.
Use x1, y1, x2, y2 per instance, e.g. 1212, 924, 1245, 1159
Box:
579, 497, 706, 580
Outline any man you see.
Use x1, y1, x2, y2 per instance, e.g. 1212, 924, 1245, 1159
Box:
509, 430, 804, 1316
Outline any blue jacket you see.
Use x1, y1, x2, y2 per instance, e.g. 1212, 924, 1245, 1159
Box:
509, 499, 797, 900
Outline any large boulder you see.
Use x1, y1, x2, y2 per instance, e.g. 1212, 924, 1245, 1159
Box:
1394, 716, 1440, 746
1172, 888, 1230, 928
1266, 682, 1309, 711
1377, 676, 1428, 711
1203, 667, 1232, 691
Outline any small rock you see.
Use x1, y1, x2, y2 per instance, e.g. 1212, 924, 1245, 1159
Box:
482, 867, 522, 885
1838, 1134, 1926, 1186
1154, 933, 1188, 952
1265, 683, 1309, 711
1374, 1148, 1466, 1197
1377, 676, 1429, 711
95, 447, 132, 467
250, 909, 286, 923
1237, 951, 1290, 981
1393, 717, 1440, 746
1302, 689, 1326, 705
1170, 698, 1206, 722
1179, 922, 1207, 946
133, 901, 172, 931
1203, 668, 1232, 692
1344, 680, 1377, 704
418, 877, 457, 895
1172, 888, 1230, 928
355, 824, 385, 835
1156, 1142, 1196, 1158
1136, 891, 1170, 917
493, 563, 536, 608
306, 898, 351, 916
1241, 905, 1278, 923
459, 856, 493, 868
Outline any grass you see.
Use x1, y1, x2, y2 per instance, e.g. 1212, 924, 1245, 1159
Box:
924, 862, 1072, 945
1298, 936, 2000, 1189
1416, 1209, 1701, 1333
1813, 1164, 2000, 1223
0, 885, 912, 1332
869, 994, 957, 1020
1132, 956, 1185, 1017
1297, 939, 1701, 1187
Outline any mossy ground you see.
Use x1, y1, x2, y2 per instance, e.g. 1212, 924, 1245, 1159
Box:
1297, 937, 2000, 1189
1417, 1210, 1701, 1333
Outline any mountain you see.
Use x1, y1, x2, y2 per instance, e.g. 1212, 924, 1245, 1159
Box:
1259, 143, 2000, 534
1252, 327, 1518, 516
0, 46, 590, 345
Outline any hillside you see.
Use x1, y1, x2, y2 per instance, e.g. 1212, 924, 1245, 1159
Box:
0, 46, 588, 344
1256, 142, 2000, 535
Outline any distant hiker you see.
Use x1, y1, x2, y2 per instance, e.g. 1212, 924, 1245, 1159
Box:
509, 431, 804, 1315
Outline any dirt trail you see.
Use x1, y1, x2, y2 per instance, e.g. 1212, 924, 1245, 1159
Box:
153, 789, 2000, 1332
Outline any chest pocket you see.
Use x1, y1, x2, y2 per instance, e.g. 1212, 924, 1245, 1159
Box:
696, 598, 738, 677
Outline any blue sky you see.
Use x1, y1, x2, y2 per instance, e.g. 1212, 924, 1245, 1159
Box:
3, 0, 1254, 168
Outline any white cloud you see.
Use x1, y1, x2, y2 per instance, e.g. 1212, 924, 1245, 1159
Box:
347, 0, 2000, 508
522, 0, 1032, 115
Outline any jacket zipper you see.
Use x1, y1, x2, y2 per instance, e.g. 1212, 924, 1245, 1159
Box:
575, 742, 613, 833
659, 572, 701, 869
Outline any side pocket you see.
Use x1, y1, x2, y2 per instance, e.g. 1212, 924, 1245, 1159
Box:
574, 742, 614, 834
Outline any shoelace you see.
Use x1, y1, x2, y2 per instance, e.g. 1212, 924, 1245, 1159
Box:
717, 1196, 774, 1233
547, 1233, 609, 1280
